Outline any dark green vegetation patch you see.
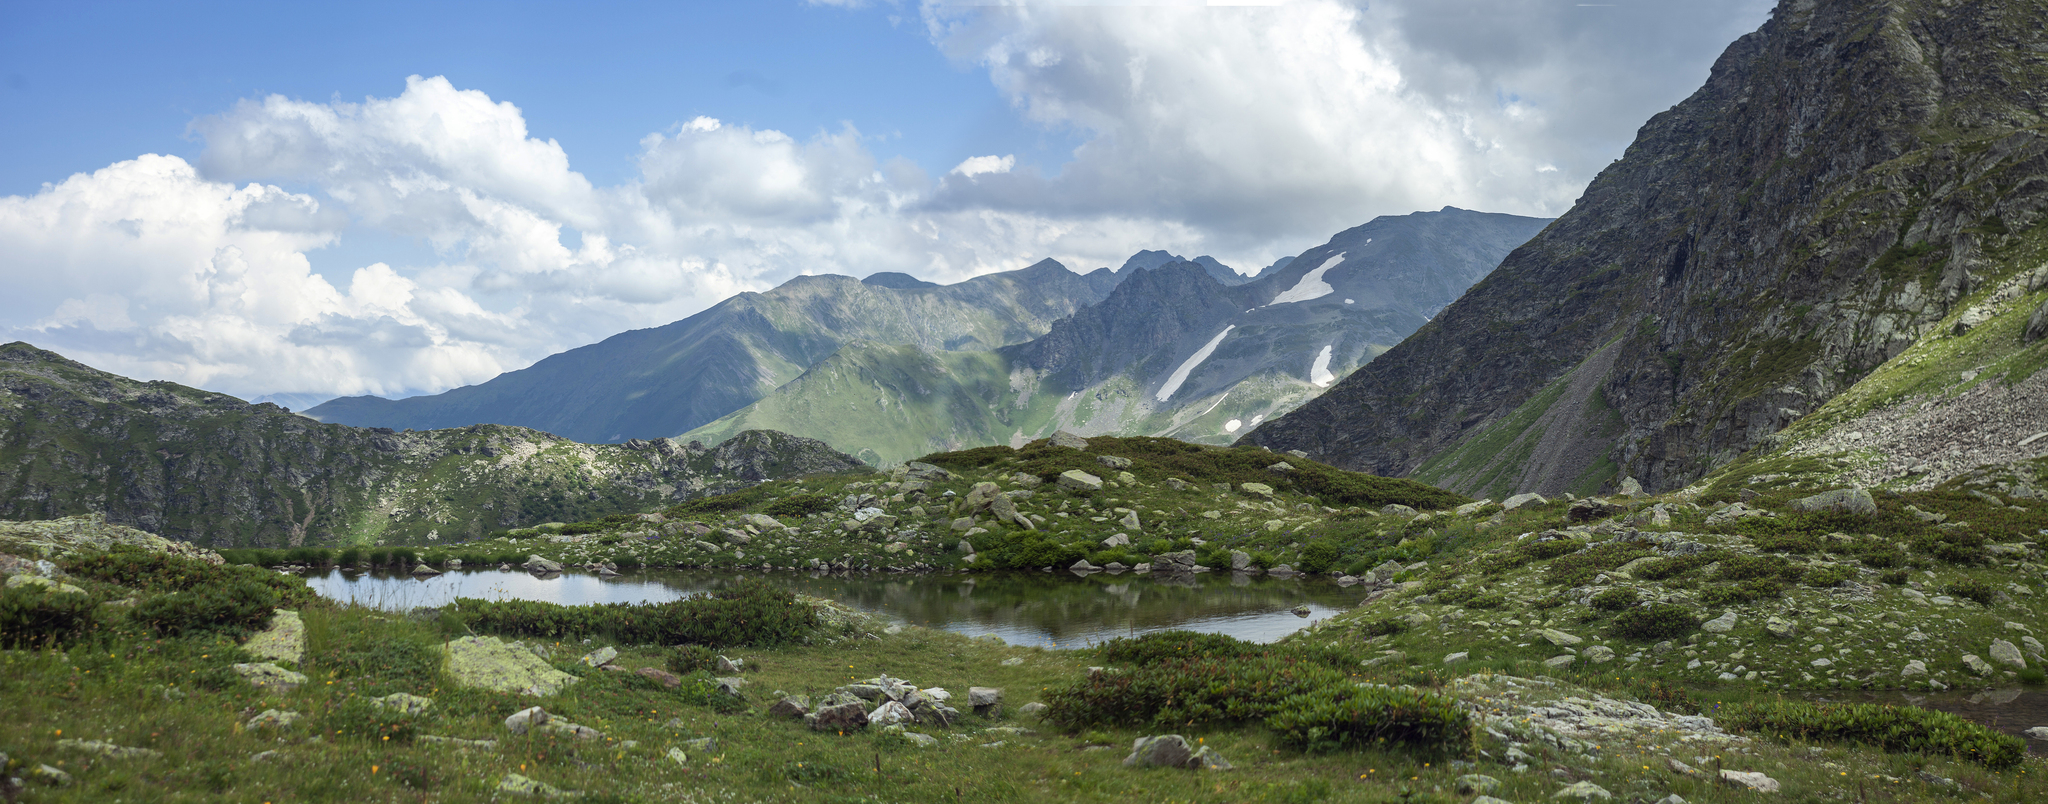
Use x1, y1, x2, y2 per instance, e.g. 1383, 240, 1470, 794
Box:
454, 578, 817, 648
1721, 700, 2024, 769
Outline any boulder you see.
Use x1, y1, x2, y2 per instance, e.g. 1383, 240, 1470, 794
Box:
3, 574, 85, 596
1119, 510, 1142, 531
1102, 534, 1131, 548
2025, 726, 2048, 740
1552, 781, 1612, 800
1070, 559, 1098, 572
636, 667, 682, 688
968, 686, 1002, 716
1457, 774, 1502, 795
1702, 611, 1739, 633
1765, 616, 1798, 638
905, 461, 953, 481
1239, 482, 1275, 498
768, 695, 810, 719
1718, 770, 1779, 793
1151, 551, 1198, 573
372, 693, 435, 715
1098, 455, 1133, 470
232, 662, 308, 694
1229, 550, 1251, 571
809, 697, 870, 732
496, 773, 568, 798
1963, 654, 1994, 675
2026, 297, 2048, 343
1380, 504, 1418, 518
245, 709, 302, 729
1539, 629, 1583, 646
1058, 470, 1103, 492
1901, 660, 1929, 678
580, 646, 619, 668
1049, 430, 1090, 450
715, 655, 746, 675
714, 677, 747, 699
1123, 735, 1231, 770
1990, 639, 2027, 668
1584, 645, 1616, 663
1616, 477, 1644, 497
868, 700, 915, 727
1010, 471, 1041, 488
55, 739, 160, 760
1788, 488, 1878, 516
444, 636, 581, 696
1502, 493, 1548, 511
242, 609, 306, 665
523, 555, 563, 574
504, 706, 552, 734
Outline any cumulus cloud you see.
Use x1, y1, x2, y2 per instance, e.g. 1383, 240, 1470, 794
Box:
0, 1, 1766, 403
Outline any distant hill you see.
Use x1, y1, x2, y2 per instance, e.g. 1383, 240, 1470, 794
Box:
307, 260, 1123, 443
0, 342, 865, 547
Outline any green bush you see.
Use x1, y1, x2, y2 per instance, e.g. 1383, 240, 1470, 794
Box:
457, 579, 817, 648
1699, 579, 1784, 606
1856, 548, 1906, 569
1267, 684, 1470, 755
312, 628, 444, 692
1359, 617, 1409, 638
63, 547, 317, 608
668, 644, 718, 675
1609, 604, 1700, 641
1250, 551, 1278, 570
1634, 550, 1727, 581
1720, 700, 2023, 769
1545, 541, 1654, 587
1047, 634, 1353, 730
1714, 553, 1800, 582
1297, 539, 1342, 574
0, 584, 97, 648
1879, 569, 1910, 585
1943, 577, 1998, 606
1589, 587, 1639, 612
664, 484, 778, 518
1803, 566, 1854, 587
763, 493, 836, 518
1463, 592, 1506, 610
132, 577, 281, 637
1912, 529, 1987, 564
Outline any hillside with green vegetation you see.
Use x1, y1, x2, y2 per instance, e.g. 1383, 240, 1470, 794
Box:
0, 342, 868, 549
5, 426, 2046, 801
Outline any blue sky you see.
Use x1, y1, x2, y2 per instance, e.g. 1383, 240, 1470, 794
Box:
0, 0, 1772, 403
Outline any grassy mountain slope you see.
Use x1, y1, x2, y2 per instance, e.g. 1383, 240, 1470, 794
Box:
0, 342, 867, 548
307, 260, 1121, 444
1246, 0, 2048, 497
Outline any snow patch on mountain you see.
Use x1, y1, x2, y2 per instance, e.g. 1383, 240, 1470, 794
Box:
1268, 253, 1345, 305
1156, 325, 1235, 402
1309, 345, 1336, 387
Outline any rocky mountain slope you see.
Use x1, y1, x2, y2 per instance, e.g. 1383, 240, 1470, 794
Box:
685, 208, 1549, 465
1245, 0, 2048, 500
306, 260, 1124, 443
0, 343, 866, 548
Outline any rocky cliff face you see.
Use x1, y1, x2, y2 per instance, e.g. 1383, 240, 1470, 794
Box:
0, 343, 867, 547
306, 260, 1118, 444
1246, 0, 2048, 498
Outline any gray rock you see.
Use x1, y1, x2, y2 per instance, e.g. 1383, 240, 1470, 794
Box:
29, 763, 73, 787
1152, 551, 1198, 573
1123, 735, 1231, 770
1503, 492, 1548, 511
372, 693, 435, 715
767, 694, 810, 718
1553, 780, 1612, 800
1102, 534, 1132, 548
1119, 510, 1142, 531
1266, 461, 1294, 474
1540, 628, 1584, 646
2024, 726, 2048, 740
1380, 504, 1418, 518
1765, 616, 1797, 638
1787, 488, 1877, 516
411, 563, 442, 576
1544, 655, 1577, 668
1070, 559, 1098, 572
808, 698, 870, 732
2026, 297, 2048, 343
245, 708, 302, 729
1901, 660, 1929, 678
1019, 702, 1049, 717
523, 555, 562, 574
505, 706, 552, 734
1457, 774, 1502, 795
1239, 482, 1275, 498
1963, 654, 1994, 675
55, 739, 160, 760
714, 677, 747, 698
497, 773, 568, 798
1990, 639, 2027, 668
868, 700, 915, 726
715, 655, 745, 675
232, 662, 308, 693
1058, 470, 1103, 492
1584, 645, 1616, 664
1229, 550, 1251, 571
579, 646, 618, 668
1616, 476, 1644, 497
1098, 455, 1132, 470
242, 609, 306, 665
1718, 770, 1779, 792
1049, 430, 1090, 450
1702, 611, 1739, 633
1444, 652, 1470, 664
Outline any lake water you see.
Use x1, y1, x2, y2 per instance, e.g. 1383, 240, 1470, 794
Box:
305, 567, 1374, 649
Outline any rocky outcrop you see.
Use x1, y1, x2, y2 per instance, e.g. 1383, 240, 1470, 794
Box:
0, 342, 866, 546
1246, 0, 2048, 496
443, 637, 580, 697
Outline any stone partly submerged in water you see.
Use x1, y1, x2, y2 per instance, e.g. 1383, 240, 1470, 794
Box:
444, 636, 581, 696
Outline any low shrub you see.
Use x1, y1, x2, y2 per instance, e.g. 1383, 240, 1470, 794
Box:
1714, 554, 1800, 582
1297, 539, 1342, 574
2019, 667, 2047, 686
312, 628, 445, 692
668, 644, 718, 675
1912, 529, 1987, 565
1359, 617, 1410, 638
1943, 577, 1998, 606
1047, 634, 1353, 730
1462, 592, 1506, 610
1803, 565, 1854, 587
664, 484, 777, 518
762, 493, 836, 518
457, 579, 817, 648
1855, 548, 1906, 569
1250, 551, 1278, 570
0, 584, 97, 647
63, 547, 318, 607
132, 577, 282, 637
1545, 541, 1655, 587
1750, 532, 1822, 554
1720, 700, 2023, 769
1634, 550, 1727, 581
1879, 569, 1910, 585
1609, 604, 1700, 641
1589, 587, 1639, 612
1699, 579, 1784, 606
1266, 684, 1470, 755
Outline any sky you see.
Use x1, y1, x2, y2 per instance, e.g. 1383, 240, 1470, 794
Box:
0, 0, 1773, 405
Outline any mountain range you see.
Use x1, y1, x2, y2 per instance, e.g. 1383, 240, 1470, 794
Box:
1243, 0, 2048, 499
679, 208, 1549, 465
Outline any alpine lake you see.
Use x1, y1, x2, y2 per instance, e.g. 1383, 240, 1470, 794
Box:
305, 566, 1368, 649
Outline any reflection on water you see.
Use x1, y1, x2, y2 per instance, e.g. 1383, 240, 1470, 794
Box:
1813, 687, 2048, 755
306, 568, 1372, 649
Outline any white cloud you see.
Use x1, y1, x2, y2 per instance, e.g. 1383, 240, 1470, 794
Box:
0, 1, 1766, 403
951, 154, 1016, 178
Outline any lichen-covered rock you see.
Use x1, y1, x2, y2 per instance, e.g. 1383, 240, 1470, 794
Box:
0, 514, 221, 564
444, 636, 579, 696
497, 773, 568, 798
242, 610, 305, 665
1058, 470, 1103, 492
1123, 735, 1231, 770
232, 662, 308, 694
3, 574, 85, 595
371, 693, 434, 715
1787, 488, 1878, 516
